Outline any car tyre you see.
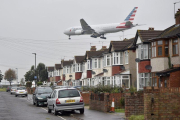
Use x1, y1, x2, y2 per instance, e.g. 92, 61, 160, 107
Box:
15, 95, 17, 97
54, 106, 58, 115
80, 108, 84, 114
33, 100, 35, 105
11, 93, 12, 95
36, 101, 39, 107
48, 106, 51, 113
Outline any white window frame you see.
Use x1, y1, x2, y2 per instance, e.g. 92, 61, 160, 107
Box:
106, 55, 111, 66
87, 60, 91, 70
138, 44, 149, 60
124, 51, 129, 64
139, 73, 152, 89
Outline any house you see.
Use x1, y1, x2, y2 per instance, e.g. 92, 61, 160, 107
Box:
54, 64, 62, 86
108, 38, 137, 88
47, 66, 54, 83
148, 9, 180, 88
133, 28, 163, 90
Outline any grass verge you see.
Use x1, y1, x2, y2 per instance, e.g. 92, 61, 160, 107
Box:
115, 109, 125, 113
0, 88, 6, 92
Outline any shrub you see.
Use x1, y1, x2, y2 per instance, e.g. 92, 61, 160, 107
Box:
120, 97, 125, 108
37, 82, 43, 86
129, 115, 144, 120
129, 86, 137, 94
26, 81, 32, 88
50, 82, 53, 86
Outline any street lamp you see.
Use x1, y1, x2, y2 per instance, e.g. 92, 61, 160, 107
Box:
174, 1, 180, 20
32, 53, 36, 87
16, 68, 18, 83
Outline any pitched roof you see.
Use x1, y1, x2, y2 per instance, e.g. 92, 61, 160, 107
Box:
109, 38, 135, 52
75, 56, 85, 63
55, 64, 62, 70
85, 48, 108, 59
137, 30, 163, 42
47, 66, 54, 71
159, 24, 180, 38
61, 60, 73, 67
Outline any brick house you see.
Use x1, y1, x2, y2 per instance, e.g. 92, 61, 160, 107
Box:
133, 28, 163, 90
109, 38, 136, 88
148, 9, 180, 88
54, 64, 63, 86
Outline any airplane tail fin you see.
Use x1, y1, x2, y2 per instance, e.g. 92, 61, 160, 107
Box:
122, 7, 138, 26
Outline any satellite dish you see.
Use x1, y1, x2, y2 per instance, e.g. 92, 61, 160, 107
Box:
103, 69, 108, 72
145, 65, 152, 70
92, 71, 96, 74
135, 58, 140, 62
120, 66, 125, 70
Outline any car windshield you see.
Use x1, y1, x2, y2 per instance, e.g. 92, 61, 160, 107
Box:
58, 89, 80, 98
37, 87, 52, 94
20, 87, 26, 90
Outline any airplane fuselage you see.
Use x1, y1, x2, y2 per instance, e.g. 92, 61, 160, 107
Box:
64, 23, 132, 36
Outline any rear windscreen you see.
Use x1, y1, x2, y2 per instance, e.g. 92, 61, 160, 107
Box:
17, 88, 23, 90
58, 89, 80, 98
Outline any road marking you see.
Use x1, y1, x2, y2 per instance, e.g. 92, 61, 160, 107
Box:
57, 115, 66, 120
41, 107, 48, 111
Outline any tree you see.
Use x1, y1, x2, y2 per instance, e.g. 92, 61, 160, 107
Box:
37, 63, 48, 82
20, 78, 25, 85
0, 70, 3, 82
4, 69, 17, 86
24, 65, 35, 82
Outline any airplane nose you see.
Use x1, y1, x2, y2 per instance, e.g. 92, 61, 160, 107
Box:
64, 30, 68, 35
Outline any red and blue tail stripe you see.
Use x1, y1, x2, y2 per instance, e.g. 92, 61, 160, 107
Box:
124, 7, 138, 23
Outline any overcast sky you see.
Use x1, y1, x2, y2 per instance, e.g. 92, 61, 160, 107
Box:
0, 0, 180, 81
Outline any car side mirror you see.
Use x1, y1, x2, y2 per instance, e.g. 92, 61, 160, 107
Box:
47, 96, 51, 98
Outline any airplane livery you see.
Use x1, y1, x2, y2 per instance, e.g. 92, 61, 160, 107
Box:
64, 7, 139, 39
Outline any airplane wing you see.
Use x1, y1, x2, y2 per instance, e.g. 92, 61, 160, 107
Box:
80, 19, 94, 34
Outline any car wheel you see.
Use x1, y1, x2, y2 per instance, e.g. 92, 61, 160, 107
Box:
48, 106, 51, 113
15, 95, 17, 97
36, 101, 39, 107
54, 106, 58, 115
79, 108, 84, 114
11, 93, 12, 95
33, 100, 35, 105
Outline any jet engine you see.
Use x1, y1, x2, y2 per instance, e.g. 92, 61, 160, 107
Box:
75, 30, 84, 35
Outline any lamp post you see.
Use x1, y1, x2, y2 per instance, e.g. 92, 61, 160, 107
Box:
32, 53, 36, 87
174, 2, 180, 19
16, 68, 18, 83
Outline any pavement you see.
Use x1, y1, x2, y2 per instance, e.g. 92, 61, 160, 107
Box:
0, 92, 126, 120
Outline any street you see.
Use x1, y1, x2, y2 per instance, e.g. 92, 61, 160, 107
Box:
0, 92, 125, 120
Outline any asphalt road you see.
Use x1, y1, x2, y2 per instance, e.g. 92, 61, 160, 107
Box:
0, 92, 125, 120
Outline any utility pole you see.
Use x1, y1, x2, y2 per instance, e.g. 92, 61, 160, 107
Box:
32, 53, 36, 87
16, 68, 18, 84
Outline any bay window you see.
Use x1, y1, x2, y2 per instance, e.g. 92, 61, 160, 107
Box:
87, 60, 91, 70
75, 64, 81, 72
107, 55, 111, 66
139, 73, 152, 89
95, 59, 97, 68
138, 44, 149, 59
112, 52, 123, 65
172, 39, 178, 56
114, 75, 130, 88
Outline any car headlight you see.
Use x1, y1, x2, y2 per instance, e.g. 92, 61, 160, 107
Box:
37, 97, 43, 99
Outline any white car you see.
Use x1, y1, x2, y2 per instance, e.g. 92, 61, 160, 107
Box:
47, 88, 84, 115
10, 87, 18, 94
15, 87, 27, 97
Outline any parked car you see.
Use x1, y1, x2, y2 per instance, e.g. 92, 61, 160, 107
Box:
6, 86, 12, 92
47, 88, 84, 115
15, 87, 27, 97
54, 86, 71, 89
10, 87, 18, 94
32, 86, 53, 106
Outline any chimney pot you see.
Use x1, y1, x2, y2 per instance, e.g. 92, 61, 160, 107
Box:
90, 46, 96, 51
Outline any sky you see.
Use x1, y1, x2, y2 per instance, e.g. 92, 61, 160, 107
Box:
0, 0, 180, 82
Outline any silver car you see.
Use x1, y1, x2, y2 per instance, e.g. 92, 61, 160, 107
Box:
15, 87, 27, 97
47, 88, 84, 115
10, 87, 18, 94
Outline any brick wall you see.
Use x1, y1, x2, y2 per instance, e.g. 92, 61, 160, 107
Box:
138, 60, 151, 73
112, 66, 121, 76
55, 76, 60, 82
63, 75, 65, 81
75, 72, 82, 80
169, 70, 180, 87
144, 87, 180, 120
87, 70, 92, 78
81, 92, 90, 105
125, 92, 144, 117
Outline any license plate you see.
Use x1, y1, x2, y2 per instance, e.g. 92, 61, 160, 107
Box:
66, 100, 75, 103
20, 92, 24, 93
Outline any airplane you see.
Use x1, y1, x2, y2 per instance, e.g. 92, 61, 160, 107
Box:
64, 7, 140, 40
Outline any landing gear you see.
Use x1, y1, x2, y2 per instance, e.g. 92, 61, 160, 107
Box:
69, 35, 71, 40
100, 34, 106, 39
90, 35, 97, 38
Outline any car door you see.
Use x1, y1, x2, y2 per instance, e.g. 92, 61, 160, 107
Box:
48, 90, 54, 109
33, 89, 37, 102
51, 90, 57, 107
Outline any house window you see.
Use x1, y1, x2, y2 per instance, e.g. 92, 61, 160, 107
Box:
138, 44, 149, 59
125, 51, 129, 64
106, 77, 110, 85
87, 60, 90, 70
73, 65, 75, 72
103, 56, 106, 67
172, 39, 178, 56
122, 76, 130, 88
98, 59, 101, 68
95, 59, 97, 68
82, 63, 85, 72
120, 52, 123, 64
152, 73, 157, 87
152, 42, 156, 57
113, 53, 119, 65
107, 55, 111, 66
139, 73, 152, 89
157, 40, 163, 56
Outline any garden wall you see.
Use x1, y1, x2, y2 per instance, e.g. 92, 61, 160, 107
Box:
80, 92, 90, 105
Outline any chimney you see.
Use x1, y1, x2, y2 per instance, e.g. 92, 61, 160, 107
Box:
148, 27, 154, 31
90, 46, 96, 51
175, 9, 180, 25
101, 46, 107, 50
